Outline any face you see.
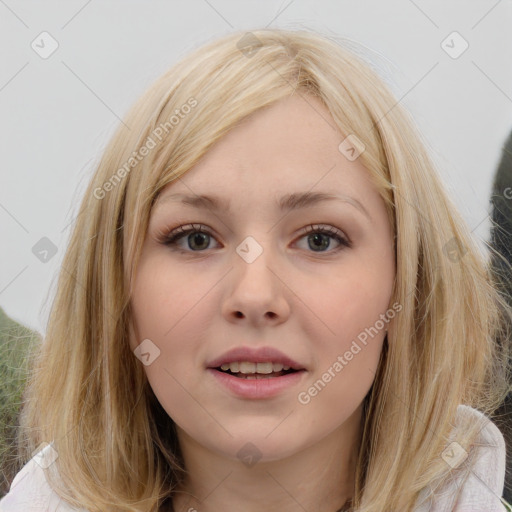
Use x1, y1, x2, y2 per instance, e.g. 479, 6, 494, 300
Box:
128, 94, 395, 464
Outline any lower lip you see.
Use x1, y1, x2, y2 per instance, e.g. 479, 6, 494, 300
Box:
207, 368, 306, 399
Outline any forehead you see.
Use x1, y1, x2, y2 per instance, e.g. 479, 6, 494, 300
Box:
151, 94, 384, 222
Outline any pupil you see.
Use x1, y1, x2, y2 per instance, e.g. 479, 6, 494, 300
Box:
189, 233, 209, 250
187, 233, 330, 251
309, 233, 329, 251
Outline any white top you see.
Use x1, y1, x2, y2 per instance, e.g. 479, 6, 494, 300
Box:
0, 405, 508, 511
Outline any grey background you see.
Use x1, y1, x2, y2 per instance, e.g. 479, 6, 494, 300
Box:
1, 0, 511, 335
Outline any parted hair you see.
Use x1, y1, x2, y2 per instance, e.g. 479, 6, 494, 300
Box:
16, 28, 511, 511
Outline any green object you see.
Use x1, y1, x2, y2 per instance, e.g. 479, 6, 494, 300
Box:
490, 129, 512, 505
0, 307, 40, 498
491, 130, 512, 300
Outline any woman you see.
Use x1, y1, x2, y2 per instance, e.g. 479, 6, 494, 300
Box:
1, 28, 510, 511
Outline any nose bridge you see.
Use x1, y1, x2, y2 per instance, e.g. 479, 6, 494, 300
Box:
221, 224, 291, 325
234, 233, 275, 285
226, 232, 286, 311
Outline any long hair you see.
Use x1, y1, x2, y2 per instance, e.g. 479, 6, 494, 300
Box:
16, 28, 512, 511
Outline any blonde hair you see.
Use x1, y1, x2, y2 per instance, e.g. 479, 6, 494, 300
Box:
17, 28, 511, 511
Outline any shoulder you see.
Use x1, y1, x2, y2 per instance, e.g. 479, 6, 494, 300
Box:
415, 405, 509, 511
0, 443, 87, 512
1, 407, 508, 511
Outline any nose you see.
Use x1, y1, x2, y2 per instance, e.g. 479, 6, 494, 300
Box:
221, 237, 291, 326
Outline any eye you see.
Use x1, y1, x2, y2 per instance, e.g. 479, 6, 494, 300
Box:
158, 223, 218, 252
158, 223, 351, 254
295, 224, 351, 253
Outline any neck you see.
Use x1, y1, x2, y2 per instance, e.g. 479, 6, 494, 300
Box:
171, 407, 362, 512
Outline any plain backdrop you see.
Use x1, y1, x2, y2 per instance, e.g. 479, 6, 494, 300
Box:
1, 0, 511, 335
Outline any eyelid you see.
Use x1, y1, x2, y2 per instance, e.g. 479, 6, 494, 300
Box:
298, 224, 351, 245
156, 223, 217, 245
157, 222, 352, 254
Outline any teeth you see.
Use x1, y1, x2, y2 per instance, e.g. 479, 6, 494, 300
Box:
239, 362, 256, 374
218, 361, 294, 374
256, 362, 273, 374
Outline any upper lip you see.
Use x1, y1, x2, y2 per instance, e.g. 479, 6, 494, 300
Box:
207, 346, 306, 370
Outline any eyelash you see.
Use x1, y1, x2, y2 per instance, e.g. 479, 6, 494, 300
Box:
158, 223, 352, 254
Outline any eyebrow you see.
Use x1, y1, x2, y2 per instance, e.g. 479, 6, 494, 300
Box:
154, 191, 371, 220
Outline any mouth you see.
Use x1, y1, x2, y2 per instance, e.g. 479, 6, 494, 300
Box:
208, 363, 306, 399
214, 361, 300, 379
206, 346, 307, 398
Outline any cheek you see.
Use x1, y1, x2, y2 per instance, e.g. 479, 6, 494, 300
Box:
128, 257, 211, 409
129, 255, 213, 342
298, 272, 389, 419
128, 295, 200, 431
306, 259, 394, 338
298, 253, 394, 398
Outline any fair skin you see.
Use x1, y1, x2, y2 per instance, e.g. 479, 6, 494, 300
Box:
128, 94, 395, 512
